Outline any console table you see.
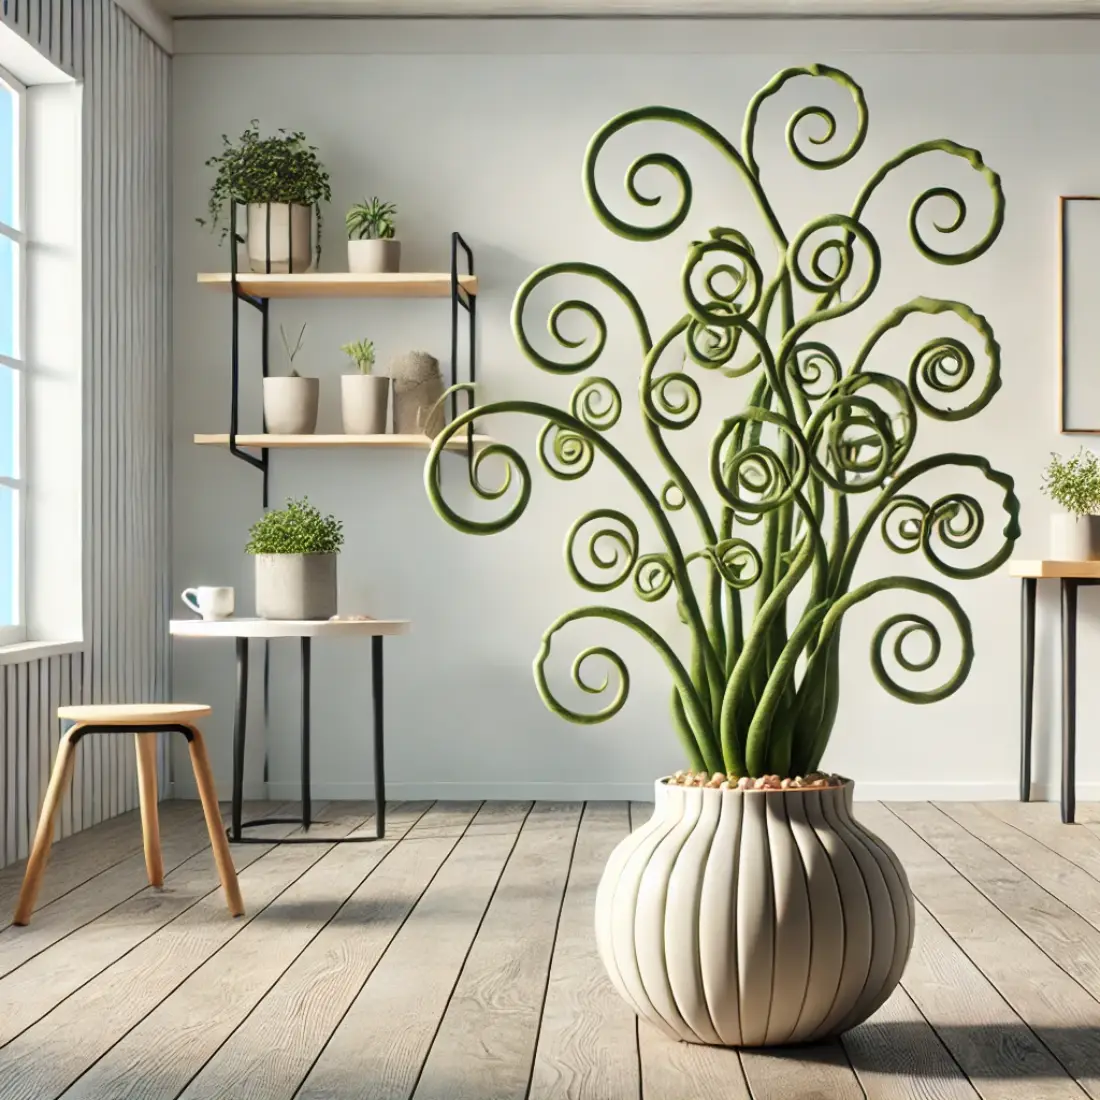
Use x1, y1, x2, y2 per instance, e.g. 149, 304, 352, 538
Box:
1011, 560, 1100, 824
170, 617, 410, 842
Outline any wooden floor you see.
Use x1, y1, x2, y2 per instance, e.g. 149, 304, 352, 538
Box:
1, 799, 1100, 1099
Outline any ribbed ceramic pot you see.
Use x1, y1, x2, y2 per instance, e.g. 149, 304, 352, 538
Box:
595, 779, 914, 1047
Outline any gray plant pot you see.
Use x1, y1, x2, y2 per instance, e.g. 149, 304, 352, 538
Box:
341, 373, 389, 434
254, 553, 337, 620
247, 202, 314, 274
263, 376, 319, 435
347, 239, 401, 274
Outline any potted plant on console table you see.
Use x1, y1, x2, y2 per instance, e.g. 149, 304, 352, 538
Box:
247, 497, 343, 621
425, 63, 1019, 1046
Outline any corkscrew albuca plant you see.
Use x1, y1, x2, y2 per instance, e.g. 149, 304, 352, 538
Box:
426, 64, 1020, 780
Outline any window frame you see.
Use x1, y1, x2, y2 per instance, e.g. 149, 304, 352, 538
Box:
0, 63, 27, 647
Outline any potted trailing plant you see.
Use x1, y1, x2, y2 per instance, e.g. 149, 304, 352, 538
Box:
1042, 448, 1100, 560
264, 324, 318, 434
346, 197, 399, 274
341, 338, 389, 435
426, 65, 1019, 1046
246, 497, 343, 620
200, 120, 331, 274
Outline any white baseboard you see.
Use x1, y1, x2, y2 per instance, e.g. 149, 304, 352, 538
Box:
165, 778, 1095, 803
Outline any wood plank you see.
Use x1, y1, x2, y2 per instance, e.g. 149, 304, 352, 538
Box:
639, 1031, 750, 1100
939, 801, 1100, 932
412, 802, 584, 1100
859, 802, 1092, 1099
0, 800, 199, 924
196, 271, 478, 298
0, 806, 336, 1096
294, 802, 531, 1100
178, 801, 487, 1100
1008, 560, 1100, 578
528, 801, 639, 1100
0, 808, 309, 1049
59, 802, 435, 1100
0, 802, 214, 979
740, 1042, 864, 1100
984, 801, 1100, 879
193, 432, 493, 451
843, 986, 980, 1100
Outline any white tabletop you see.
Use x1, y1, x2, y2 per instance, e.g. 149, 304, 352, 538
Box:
170, 617, 410, 639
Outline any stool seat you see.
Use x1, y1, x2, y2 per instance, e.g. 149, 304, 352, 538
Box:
58, 703, 212, 724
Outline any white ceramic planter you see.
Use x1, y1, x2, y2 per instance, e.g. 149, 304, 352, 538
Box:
347, 239, 401, 274
254, 553, 337, 620
1050, 514, 1100, 561
263, 376, 319, 435
247, 202, 314, 274
595, 779, 913, 1047
341, 374, 390, 435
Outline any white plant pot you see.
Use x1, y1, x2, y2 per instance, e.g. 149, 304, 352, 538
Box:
347, 239, 401, 274
247, 202, 314, 274
595, 779, 914, 1047
1050, 513, 1100, 561
263, 376, 319, 435
341, 374, 390, 435
254, 553, 337, 620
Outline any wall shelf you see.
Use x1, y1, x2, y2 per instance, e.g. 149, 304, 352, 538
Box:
194, 432, 491, 451
196, 210, 479, 507
197, 272, 478, 299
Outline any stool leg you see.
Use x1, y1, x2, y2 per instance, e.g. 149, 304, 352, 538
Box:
135, 733, 164, 888
186, 726, 245, 918
14, 728, 80, 925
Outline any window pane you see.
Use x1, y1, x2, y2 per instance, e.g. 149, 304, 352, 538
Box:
0, 80, 12, 228
0, 365, 15, 478
0, 234, 15, 358
0, 485, 16, 626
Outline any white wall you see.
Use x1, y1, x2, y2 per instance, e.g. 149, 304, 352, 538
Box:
171, 19, 1096, 802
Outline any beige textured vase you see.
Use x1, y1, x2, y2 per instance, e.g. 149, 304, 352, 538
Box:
594, 779, 913, 1046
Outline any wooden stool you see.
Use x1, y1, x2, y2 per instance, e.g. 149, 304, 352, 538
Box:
12, 703, 244, 926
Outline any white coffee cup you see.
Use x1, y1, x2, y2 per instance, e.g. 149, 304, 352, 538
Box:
181, 586, 235, 621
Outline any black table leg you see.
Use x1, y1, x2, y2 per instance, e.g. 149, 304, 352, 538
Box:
373, 635, 386, 839
232, 637, 248, 842
1062, 578, 1078, 825
301, 637, 311, 830
1020, 577, 1037, 802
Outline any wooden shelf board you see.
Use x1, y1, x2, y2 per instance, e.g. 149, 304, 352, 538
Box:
196, 272, 477, 298
1008, 559, 1100, 579
193, 432, 490, 451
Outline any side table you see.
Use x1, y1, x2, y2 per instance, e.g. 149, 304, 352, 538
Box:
1011, 560, 1100, 824
170, 617, 410, 842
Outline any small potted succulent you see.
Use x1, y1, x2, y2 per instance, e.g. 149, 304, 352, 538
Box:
341, 338, 389, 435
200, 120, 331, 274
264, 323, 319, 434
246, 497, 343, 620
1042, 448, 1100, 560
346, 197, 399, 274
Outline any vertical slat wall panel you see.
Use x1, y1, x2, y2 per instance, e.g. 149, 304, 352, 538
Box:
0, 0, 81, 77
0, 0, 170, 867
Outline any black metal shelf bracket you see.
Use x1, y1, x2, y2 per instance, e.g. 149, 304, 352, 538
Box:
228, 200, 270, 507
450, 231, 477, 466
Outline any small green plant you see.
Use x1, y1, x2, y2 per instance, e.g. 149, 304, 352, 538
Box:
346, 198, 397, 241
1042, 449, 1100, 518
198, 120, 332, 261
246, 498, 344, 556
279, 323, 307, 375
341, 339, 376, 374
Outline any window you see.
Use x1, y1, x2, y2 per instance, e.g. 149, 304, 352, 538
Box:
0, 66, 24, 646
